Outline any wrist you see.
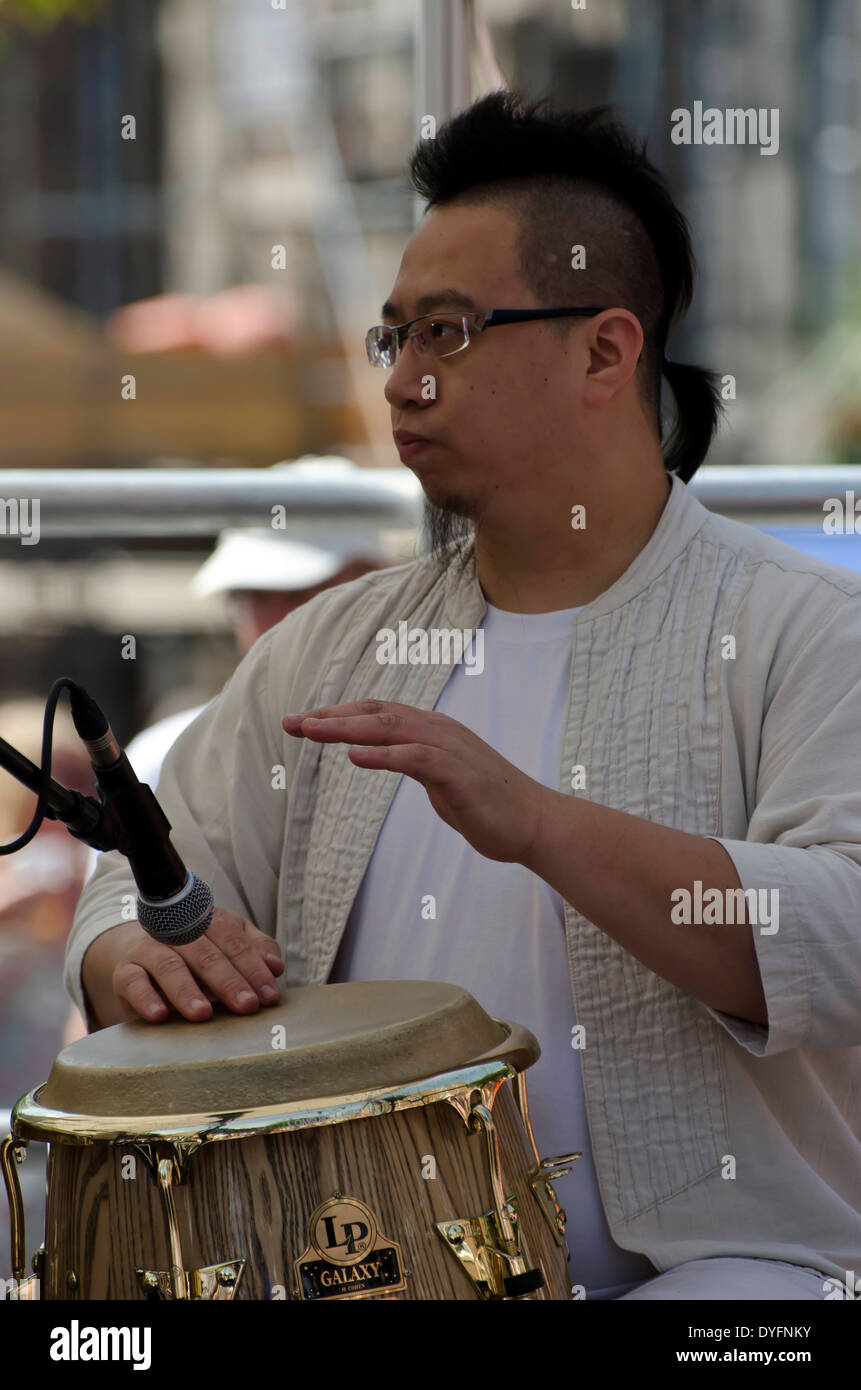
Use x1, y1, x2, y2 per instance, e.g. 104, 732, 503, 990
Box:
520, 785, 565, 876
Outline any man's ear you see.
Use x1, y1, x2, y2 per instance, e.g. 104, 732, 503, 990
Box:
584, 310, 643, 404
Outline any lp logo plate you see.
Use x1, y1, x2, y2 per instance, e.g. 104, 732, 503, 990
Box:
294, 1195, 406, 1301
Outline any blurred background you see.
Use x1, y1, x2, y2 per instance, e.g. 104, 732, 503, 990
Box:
0, 0, 859, 1278
0, 0, 858, 723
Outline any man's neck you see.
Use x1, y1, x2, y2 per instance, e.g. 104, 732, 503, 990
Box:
474, 470, 673, 614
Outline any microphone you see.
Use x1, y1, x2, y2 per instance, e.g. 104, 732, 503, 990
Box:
68, 683, 214, 947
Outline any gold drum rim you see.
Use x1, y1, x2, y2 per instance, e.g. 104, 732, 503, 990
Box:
11, 1055, 528, 1146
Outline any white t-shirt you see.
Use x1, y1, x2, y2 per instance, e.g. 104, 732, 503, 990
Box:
126, 706, 208, 790
330, 601, 656, 1297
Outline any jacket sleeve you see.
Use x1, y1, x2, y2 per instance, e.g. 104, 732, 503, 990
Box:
63, 622, 287, 1020
703, 591, 861, 1056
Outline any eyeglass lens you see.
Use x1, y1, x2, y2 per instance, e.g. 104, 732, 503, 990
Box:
367, 314, 470, 366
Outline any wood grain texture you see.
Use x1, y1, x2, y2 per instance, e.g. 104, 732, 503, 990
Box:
42, 1080, 571, 1301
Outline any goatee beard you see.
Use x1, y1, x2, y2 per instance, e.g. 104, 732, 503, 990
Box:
422, 496, 476, 571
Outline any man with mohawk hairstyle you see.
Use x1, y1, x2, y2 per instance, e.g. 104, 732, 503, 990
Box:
70, 93, 861, 1301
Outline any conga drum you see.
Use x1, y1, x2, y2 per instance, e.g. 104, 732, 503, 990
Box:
3, 980, 577, 1300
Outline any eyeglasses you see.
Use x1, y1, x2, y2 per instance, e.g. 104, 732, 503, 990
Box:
365, 307, 608, 368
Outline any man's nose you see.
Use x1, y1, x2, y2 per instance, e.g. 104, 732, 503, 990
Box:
383, 344, 431, 409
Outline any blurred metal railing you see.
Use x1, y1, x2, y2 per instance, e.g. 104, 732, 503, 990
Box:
0, 465, 858, 537
0, 467, 422, 538
689, 466, 861, 514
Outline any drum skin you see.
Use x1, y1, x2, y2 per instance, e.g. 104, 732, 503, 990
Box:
42, 1081, 570, 1301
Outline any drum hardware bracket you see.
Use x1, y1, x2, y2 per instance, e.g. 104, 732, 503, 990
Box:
130, 1137, 202, 1183
1, 1134, 41, 1298
445, 1078, 504, 1128
134, 1143, 245, 1301
137, 1260, 246, 1301
529, 1153, 581, 1249
436, 1202, 544, 1299
438, 1096, 544, 1299
512, 1071, 577, 1251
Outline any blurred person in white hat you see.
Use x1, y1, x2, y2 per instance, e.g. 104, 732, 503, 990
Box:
125, 458, 394, 791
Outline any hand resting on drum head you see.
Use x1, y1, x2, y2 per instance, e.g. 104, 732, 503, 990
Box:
80, 907, 285, 1029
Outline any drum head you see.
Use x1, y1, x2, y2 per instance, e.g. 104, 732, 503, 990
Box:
35, 980, 538, 1118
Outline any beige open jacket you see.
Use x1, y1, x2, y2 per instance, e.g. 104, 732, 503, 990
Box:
66, 475, 861, 1283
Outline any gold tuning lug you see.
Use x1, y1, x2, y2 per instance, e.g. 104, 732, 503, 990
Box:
1, 1134, 41, 1298
436, 1201, 544, 1300
437, 1096, 545, 1299
135, 1145, 245, 1300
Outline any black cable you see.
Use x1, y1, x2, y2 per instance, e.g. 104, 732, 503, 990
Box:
0, 676, 82, 855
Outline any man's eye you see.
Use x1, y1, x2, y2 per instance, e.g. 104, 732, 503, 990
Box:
429, 318, 460, 337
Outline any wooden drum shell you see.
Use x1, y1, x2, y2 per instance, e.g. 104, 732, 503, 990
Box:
42, 1081, 570, 1301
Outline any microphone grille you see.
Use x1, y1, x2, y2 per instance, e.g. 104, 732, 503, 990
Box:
137, 873, 215, 946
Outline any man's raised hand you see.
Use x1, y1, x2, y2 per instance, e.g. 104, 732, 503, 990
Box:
283, 699, 549, 865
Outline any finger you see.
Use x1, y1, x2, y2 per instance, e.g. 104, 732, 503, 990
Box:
282, 699, 423, 733
113, 957, 207, 1024
197, 914, 283, 1004
175, 921, 269, 1013
286, 707, 456, 750
245, 923, 286, 977
212, 912, 285, 985
130, 942, 220, 1020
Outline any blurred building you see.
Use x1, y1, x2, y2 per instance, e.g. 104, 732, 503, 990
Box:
0, 1, 163, 314
0, 0, 858, 472
155, 0, 861, 470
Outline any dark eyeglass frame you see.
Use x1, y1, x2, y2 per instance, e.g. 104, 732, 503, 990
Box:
365, 306, 609, 368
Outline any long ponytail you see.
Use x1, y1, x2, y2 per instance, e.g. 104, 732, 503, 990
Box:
660, 358, 725, 482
